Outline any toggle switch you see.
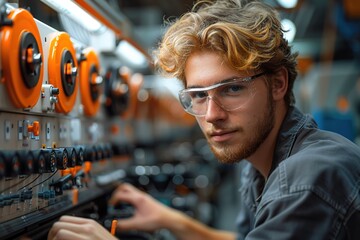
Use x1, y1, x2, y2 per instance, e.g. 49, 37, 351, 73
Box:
23, 120, 40, 138
28, 121, 40, 136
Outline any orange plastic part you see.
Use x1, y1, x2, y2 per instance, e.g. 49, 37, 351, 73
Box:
72, 189, 79, 205
27, 48, 34, 64
111, 219, 118, 235
48, 32, 79, 114
61, 169, 71, 176
28, 121, 40, 136
84, 161, 92, 173
79, 47, 101, 116
1, 9, 43, 108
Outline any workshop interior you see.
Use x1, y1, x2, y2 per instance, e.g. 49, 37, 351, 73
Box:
0, 0, 359, 239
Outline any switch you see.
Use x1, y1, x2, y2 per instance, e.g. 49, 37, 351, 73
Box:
23, 120, 40, 138
28, 121, 40, 136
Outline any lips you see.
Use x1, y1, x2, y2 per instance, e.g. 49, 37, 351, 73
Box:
209, 129, 237, 142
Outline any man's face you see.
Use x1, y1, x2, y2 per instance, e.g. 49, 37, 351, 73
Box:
184, 51, 275, 164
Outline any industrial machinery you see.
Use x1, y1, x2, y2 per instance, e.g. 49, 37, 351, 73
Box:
0, 1, 138, 238
0, 1, 227, 239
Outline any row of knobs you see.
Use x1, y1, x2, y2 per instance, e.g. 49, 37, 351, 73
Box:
0, 143, 113, 180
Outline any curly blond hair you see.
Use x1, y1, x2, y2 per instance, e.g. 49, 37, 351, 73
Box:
154, 0, 298, 106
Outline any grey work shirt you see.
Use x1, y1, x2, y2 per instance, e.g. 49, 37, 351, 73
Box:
236, 107, 360, 240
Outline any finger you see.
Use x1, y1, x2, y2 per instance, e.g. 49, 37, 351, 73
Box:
59, 215, 94, 224
109, 183, 141, 205
109, 190, 137, 206
51, 228, 86, 240
47, 223, 57, 240
51, 221, 89, 235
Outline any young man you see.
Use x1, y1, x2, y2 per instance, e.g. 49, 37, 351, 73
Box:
48, 0, 360, 239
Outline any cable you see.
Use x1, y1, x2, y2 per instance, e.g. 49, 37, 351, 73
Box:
28, 170, 58, 190
0, 175, 31, 194
16, 174, 41, 192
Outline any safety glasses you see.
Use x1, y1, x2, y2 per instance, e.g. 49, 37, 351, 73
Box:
178, 72, 266, 116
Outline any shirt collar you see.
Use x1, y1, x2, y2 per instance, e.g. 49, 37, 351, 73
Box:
269, 106, 318, 174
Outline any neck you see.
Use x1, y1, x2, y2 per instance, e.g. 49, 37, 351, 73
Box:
247, 103, 287, 178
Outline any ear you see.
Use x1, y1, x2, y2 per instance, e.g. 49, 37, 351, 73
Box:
271, 67, 288, 101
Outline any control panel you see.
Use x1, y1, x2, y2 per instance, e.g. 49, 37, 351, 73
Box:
0, 3, 142, 239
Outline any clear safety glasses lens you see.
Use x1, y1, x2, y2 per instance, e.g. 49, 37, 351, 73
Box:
179, 72, 265, 116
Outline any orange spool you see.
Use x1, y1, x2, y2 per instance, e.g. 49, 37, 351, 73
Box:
79, 47, 102, 116
48, 32, 79, 114
1, 9, 43, 108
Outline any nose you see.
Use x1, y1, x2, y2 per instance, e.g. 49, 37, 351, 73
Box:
204, 96, 227, 122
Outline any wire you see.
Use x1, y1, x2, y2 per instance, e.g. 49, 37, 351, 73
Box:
17, 174, 41, 192
0, 175, 32, 194
28, 170, 58, 190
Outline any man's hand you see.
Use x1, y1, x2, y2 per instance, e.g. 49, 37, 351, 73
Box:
47, 215, 118, 240
109, 183, 236, 240
109, 183, 175, 232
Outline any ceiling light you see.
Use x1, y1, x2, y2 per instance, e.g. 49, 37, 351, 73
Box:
276, 0, 298, 9
116, 40, 147, 67
281, 18, 296, 43
40, 0, 103, 32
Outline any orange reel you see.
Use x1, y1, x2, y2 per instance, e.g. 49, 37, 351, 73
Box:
1, 9, 43, 109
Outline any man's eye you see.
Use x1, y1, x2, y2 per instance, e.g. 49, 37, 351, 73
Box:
223, 83, 246, 94
190, 91, 207, 99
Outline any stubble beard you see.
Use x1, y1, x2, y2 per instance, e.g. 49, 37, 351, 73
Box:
209, 96, 275, 164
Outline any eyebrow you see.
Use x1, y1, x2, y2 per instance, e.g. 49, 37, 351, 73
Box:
186, 75, 241, 89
